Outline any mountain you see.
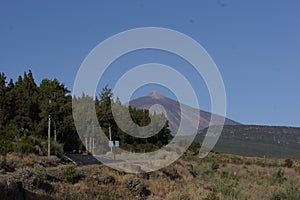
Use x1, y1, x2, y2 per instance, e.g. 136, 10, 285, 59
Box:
129, 92, 300, 159
129, 91, 240, 135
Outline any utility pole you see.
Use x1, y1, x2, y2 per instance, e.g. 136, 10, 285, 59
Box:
48, 99, 51, 157
109, 124, 112, 153
92, 124, 96, 154
85, 137, 88, 152
54, 125, 57, 142
92, 137, 95, 155
89, 137, 92, 153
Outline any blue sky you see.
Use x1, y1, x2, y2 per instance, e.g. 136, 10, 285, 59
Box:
0, 0, 299, 127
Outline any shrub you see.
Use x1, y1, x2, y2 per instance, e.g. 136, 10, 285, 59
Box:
51, 140, 64, 157
271, 190, 286, 200
162, 167, 181, 180
220, 171, 229, 179
272, 168, 286, 185
123, 175, 150, 197
62, 165, 80, 184
211, 161, 220, 171
97, 189, 111, 200
18, 139, 38, 155
14, 135, 64, 157
267, 160, 281, 168
99, 176, 116, 185
0, 156, 14, 173
285, 180, 300, 199
244, 160, 251, 165
0, 127, 15, 155
271, 179, 300, 200
283, 159, 293, 168
14, 164, 48, 191
16, 136, 45, 155
187, 142, 201, 155
204, 193, 220, 200
167, 191, 192, 200
202, 168, 214, 180
231, 156, 243, 165
215, 180, 240, 199
0, 138, 13, 155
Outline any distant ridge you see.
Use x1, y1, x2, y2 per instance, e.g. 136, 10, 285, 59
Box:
196, 125, 300, 160
129, 91, 240, 135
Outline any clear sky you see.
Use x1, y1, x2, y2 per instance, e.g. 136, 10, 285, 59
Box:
0, 0, 299, 127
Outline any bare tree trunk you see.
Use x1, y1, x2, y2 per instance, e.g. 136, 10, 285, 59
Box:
89, 137, 92, 153
109, 124, 112, 153
85, 137, 88, 152
48, 99, 51, 157
48, 113, 51, 157
54, 126, 57, 142
92, 137, 95, 155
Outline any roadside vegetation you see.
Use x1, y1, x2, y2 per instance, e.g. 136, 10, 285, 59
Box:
1, 144, 300, 199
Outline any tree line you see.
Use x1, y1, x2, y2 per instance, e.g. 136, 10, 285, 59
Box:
0, 71, 172, 155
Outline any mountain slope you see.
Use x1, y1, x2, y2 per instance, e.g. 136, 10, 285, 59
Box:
129, 91, 240, 135
197, 125, 300, 159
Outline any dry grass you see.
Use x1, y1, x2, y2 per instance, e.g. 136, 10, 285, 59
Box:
1, 150, 300, 199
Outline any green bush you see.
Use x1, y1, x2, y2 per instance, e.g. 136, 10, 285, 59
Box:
220, 171, 229, 179
271, 190, 286, 200
51, 140, 64, 157
215, 180, 240, 199
271, 179, 300, 200
0, 127, 14, 155
18, 138, 38, 155
202, 168, 214, 180
285, 180, 300, 199
272, 168, 286, 185
62, 166, 80, 184
0, 138, 13, 155
16, 136, 64, 157
211, 161, 220, 171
